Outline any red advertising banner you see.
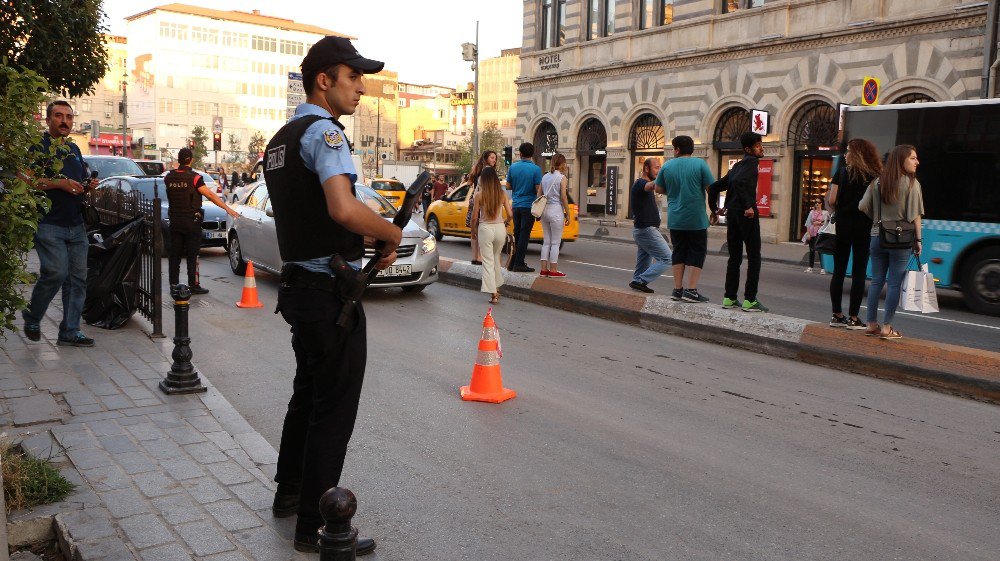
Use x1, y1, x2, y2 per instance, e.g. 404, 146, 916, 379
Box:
89, 133, 133, 147
756, 159, 774, 217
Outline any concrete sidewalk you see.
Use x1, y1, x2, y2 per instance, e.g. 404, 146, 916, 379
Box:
577, 217, 812, 266
438, 258, 1000, 403
1, 302, 308, 560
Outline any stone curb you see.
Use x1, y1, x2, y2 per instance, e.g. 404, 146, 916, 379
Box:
439, 258, 1000, 403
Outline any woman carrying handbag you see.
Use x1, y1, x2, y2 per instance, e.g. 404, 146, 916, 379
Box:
467, 151, 498, 265
858, 144, 925, 340
537, 153, 570, 277
470, 167, 512, 304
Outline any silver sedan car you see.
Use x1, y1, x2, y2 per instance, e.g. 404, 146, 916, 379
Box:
227, 182, 439, 292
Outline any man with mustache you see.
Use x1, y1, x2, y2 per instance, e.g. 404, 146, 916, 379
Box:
21, 101, 95, 346
263, 37, 399, 555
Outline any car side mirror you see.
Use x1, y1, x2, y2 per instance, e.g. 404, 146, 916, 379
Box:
265, 209, 274, 217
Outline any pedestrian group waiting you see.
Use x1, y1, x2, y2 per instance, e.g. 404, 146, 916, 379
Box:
467, 132, 926, 341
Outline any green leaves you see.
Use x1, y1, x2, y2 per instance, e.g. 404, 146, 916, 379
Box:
189, 125, 209, 169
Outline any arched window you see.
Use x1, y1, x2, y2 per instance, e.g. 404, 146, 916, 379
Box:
576, 118, 607, 152
891, 92, 935, 104
712, 107, 750, 149
533, 121, 559, 157
628, 113, 664, 151
788, 101, 838, 149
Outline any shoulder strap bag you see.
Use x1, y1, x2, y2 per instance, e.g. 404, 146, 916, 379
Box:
876, 179, 917, 250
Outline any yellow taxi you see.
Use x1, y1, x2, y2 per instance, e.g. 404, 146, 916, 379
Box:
371, 178, 406, 208
424, 183, 579, 243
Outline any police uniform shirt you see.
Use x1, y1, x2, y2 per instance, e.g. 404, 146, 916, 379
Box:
286, 103, 359, 275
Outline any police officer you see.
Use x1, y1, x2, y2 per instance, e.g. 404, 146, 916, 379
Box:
164, 148, 238, 294
263, 37, 399, 556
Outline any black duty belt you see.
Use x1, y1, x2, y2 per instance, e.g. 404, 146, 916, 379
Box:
279, 264, 337, 292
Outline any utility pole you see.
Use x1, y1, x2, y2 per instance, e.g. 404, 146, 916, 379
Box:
375, 97, 381, 178
121, 72, 128, 158
462, 23, 480, 157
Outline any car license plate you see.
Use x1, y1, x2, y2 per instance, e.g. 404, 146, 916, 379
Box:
205, 230, 226, 239
376, 264, 411, 278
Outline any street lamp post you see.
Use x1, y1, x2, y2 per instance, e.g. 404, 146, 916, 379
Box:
121, 72, 128, 158
462, 23, 480, 157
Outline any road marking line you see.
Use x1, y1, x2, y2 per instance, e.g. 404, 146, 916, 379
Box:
860, 306, 1000, 330
565, 260, 673, 278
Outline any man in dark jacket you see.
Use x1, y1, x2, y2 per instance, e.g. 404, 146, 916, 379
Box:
708, 131, 768, 312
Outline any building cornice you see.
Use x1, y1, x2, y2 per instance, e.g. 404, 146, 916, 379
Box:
517, 11, 986, 89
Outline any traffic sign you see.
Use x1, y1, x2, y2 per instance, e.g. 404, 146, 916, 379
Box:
861, 76, 880, 106
212, 116, 223, 134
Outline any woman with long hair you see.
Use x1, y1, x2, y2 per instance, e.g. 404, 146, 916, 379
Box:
859, 144, 925, 339
467, 150, 498, 265
538, 153, 570, 277
470, 166, 512, 304
828, 138, 881, 328
802, 201, 829, 274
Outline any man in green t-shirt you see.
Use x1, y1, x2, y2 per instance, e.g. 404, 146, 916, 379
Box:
653, 135, 715, 302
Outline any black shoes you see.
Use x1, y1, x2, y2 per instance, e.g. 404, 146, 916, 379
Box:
293, 533, 376, 556
629, 281, 654, 293
670, 288, 683, 301
509, 264, 535, 273
189, 285, 210, 295
57, 333, 95, 347
272, 486, 299, 518
681, 289, 710, 303
23, 324, 41, 342
829, 314, 849, 327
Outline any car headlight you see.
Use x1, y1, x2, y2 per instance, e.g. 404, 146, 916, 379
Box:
421, 235, 436, 254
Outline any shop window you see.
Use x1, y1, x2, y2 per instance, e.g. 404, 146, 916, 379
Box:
713, 107, 751, 149
722, 0, 764, 14
587, 0, 615, 40
533, 121, 559, 158
640, 0, 675, 29
539, 0, 567, 49
891, 92, 935, 104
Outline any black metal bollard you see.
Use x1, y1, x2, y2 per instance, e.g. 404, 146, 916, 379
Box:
318, 487, 358, 561
159, 284, 208, 395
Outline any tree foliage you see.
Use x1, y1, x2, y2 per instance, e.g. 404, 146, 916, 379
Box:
0, 65, 51, 336
0, 0, 109, 98
246, 132, 266, 164
188, 125, 208, 169
456, 121, 508, 178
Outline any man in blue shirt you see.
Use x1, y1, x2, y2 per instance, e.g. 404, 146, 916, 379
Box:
506, 142, 542, 272
22, 101, 95, 346
653, 135, 715, 302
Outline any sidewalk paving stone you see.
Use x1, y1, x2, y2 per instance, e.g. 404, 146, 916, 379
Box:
150, 493, 206, 525
138, 543, 191, 561
175, 520, 237, 556
8, 394, 65, 426
205, 500, 264, 532
100, 488, 153, 519
118, 513, 176, 549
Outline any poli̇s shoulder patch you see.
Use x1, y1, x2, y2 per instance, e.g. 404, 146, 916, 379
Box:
323, 129, 344, 149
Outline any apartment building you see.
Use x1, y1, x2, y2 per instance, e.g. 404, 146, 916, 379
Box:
478, 48, 522, 147
68, 35, 134, 156
518, 0, 990, 241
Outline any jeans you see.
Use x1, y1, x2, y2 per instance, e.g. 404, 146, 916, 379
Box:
274, 282, 367, 532
539, 206, 564, 263
829, 220, 871, 317
511, 207, 535, 267
724, 213, 762, 302
632, 226, 672, 284
168, 228, 202, 286
866, 235, 912, 325
23, 222, 88, 340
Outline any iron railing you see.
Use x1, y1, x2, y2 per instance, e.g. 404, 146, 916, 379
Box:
86, 188, 163, 337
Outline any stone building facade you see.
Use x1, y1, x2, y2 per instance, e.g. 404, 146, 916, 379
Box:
517, 0, 991, 242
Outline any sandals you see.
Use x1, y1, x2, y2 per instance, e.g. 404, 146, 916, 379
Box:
864, 324, 881, 337
880, 328, 902, 340
489, 293, 500, 304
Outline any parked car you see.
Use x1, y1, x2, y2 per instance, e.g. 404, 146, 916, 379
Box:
133, 159, 166, 176
83, 155, 145, 179
95, 176, 231, 253
371, 178, 406, 208
424, 182, 580, 244
227, 182, 438, 292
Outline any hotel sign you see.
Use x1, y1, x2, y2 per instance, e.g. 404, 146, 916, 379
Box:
538, 53, 561, 71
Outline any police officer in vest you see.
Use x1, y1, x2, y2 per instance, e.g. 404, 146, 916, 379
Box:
164, 148, 238, 294
263, 37, 400, 556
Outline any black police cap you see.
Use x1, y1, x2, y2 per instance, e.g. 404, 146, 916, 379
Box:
302, 36, 384, 75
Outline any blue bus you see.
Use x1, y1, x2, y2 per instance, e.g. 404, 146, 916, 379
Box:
831, 99, 1000, 316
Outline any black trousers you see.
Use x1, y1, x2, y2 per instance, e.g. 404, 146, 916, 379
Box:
807, 236, 818, 268
168, 228, 201, 286
511, 207, 535, 267
724, 213, 762, 302
830, 220, 871, 317
274, 279, 367, 531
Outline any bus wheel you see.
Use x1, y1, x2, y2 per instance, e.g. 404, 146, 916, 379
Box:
961, 246, 1000, 316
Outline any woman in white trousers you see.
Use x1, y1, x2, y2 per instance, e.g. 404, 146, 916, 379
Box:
471, 166, 513, 304
539, 153, 570, 277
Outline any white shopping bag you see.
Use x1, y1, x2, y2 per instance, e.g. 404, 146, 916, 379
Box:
900, 263, 939, 313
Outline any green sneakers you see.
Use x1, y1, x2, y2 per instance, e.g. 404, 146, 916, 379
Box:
742, 300, 769, 313
721, 297, 741, 309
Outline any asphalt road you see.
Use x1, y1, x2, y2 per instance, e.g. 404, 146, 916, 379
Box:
170, 250, 999, 561
432, 234, 1000, 353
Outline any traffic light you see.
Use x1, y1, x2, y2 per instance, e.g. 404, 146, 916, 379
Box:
213, 132, 222, 151
503, 145, 513, 166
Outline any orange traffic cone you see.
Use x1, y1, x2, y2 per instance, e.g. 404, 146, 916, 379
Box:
460, 308, 516, 403
235, 260, 264, 308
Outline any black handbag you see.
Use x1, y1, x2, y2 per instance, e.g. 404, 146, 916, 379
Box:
875, 180, 916, 250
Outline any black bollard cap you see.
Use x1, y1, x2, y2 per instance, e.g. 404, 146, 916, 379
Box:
171, 284, 191, 301
319, 487, 357, 524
